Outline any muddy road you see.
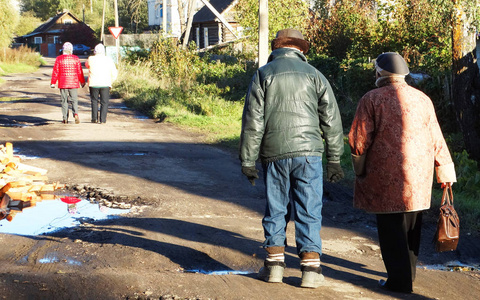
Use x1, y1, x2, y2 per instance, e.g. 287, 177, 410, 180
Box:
0, 58, 479, 299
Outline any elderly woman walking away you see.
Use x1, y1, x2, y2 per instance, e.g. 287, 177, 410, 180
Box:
86, 44, 118, 124
51, 42, 85, 124
348, 52, 456, 293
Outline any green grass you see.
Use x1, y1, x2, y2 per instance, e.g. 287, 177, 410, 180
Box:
0, 62, 39, 75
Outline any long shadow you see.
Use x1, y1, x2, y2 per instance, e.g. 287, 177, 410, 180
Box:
41, 217, 261, 273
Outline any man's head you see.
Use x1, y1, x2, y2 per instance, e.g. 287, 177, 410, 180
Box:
375, 52, 409, 77
271, 29, 309, 54
94, 43, 105, 55
62, 42, 73, 55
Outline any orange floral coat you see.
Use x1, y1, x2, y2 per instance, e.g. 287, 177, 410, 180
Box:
348, 77, 456, 213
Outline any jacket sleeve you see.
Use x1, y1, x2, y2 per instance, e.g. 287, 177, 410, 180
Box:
51, 59, 59, 85
428, 104, 456, 183
76, 58, 85, 85
110, 59, 118, 83
348, 94, 375, 175
239, 72, 264, 167
317, 73, 344, 162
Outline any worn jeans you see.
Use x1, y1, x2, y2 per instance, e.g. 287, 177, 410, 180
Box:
60, 89, 78, 121
262, 156, 323, 255
89, 87, 110, 123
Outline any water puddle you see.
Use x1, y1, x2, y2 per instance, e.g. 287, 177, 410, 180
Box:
0, 196, 129, 236
420, 261, 480, 272
183, 269, 252, 275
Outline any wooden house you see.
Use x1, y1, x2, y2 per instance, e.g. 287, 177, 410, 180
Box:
16, 11, 92, 57
189, 0, 241, 49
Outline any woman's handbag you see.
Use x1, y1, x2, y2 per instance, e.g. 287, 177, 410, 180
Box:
434, 184, 460, 252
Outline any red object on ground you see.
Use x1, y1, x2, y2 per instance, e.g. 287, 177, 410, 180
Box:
60, 197, 81, 204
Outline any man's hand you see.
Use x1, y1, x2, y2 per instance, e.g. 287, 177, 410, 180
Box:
242, 166, 259, 186
50, 84, 55, 88
326, 161, 344, 183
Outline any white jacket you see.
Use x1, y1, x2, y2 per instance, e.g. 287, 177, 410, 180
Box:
86, 55, 118, 88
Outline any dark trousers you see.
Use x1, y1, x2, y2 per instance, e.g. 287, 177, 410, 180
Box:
89, 87, 110, 123
376, 211, 423, 293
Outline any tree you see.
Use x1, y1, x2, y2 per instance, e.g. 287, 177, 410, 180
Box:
15, 11, 42, 36
0, 0, 19, 49
60, 22, 97, 47
451, 0, 480, 160
20, 0, 60, 20
235, 0, 310, 48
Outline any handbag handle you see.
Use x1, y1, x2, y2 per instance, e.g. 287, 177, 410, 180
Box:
441, 184, 454, 206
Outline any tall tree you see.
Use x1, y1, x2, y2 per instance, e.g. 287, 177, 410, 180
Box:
451, 0, 480, 160
236, 0, 310, 48
0, 0, 19, 49
20, 0, 60, 20
15, 11, 42, 36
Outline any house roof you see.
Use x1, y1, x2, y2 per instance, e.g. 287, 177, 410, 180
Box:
193, 0, 238, 23
21, 11, 83, 38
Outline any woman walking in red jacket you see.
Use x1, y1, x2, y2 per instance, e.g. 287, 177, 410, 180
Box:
51, 42, 85, 124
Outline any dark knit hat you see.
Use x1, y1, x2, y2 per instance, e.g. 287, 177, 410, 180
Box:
375, 52, 409, 76
271, 29, 309, 53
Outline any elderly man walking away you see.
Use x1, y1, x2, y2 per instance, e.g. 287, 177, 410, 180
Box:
85, 44, 118, 124
51, 42, 85, 124
239, 29, 344, 288
348, 52, 456, 293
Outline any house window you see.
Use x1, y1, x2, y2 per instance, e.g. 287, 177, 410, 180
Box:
195, 28, 200, 48
64, 20, 73, 25
34, 37, 42, 44
203, 28, 209, 47
54, 36, 60, 44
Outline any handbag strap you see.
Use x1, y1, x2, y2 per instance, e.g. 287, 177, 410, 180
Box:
441, 184, 454, 206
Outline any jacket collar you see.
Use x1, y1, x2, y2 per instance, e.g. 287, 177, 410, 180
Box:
267, 48, 307, 63
375, 76, 406, 87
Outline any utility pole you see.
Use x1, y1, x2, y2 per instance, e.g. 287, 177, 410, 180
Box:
258, 0, 268, 67
163, 0, 167, 36
101, 0, 106, 43
114, 0, 120, 62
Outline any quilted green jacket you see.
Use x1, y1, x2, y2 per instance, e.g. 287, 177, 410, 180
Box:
240, 48, 344, 167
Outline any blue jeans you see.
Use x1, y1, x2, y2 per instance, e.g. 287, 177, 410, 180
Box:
262, 156, 323, 255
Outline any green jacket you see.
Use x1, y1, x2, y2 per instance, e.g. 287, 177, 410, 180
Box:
240, 48, 344, 167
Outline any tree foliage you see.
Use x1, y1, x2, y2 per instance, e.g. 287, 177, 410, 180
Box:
235, 0, 310, 48
307, 0, 454, 74
0, 0, 19, 49
15, 11, 42, 36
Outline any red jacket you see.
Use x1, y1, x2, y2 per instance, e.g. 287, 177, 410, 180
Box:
51, 54, 85, 89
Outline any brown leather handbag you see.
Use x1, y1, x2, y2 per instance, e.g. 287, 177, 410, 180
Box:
434, 184, 460, 252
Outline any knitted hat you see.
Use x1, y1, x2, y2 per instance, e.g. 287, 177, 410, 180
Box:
62, 42, 73, 53
271, 29, 309, 53
375, 52, 409, 76
94, 44, 105, 55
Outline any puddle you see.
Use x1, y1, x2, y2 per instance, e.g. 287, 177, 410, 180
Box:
0, 197, 129, 236
420, 261, 480, 272
183, 269, 252, 275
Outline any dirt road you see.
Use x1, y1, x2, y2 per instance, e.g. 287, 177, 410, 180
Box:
0, 58, 479, 299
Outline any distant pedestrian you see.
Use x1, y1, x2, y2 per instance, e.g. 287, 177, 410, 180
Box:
348, 52, 456, 293
239, 29, 344, 288
85, 44, 118, 124
51, 42, 85, 124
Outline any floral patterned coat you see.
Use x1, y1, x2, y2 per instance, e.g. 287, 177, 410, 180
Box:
348, 77, 456, 213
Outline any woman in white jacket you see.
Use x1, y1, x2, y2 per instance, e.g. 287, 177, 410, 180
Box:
86, 44, 118, 123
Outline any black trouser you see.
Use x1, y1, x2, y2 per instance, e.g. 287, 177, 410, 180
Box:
89, 87, 110, 123
376, 211, 423, 293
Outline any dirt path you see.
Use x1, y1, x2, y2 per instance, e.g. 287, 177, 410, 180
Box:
0, 58, 479, 300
